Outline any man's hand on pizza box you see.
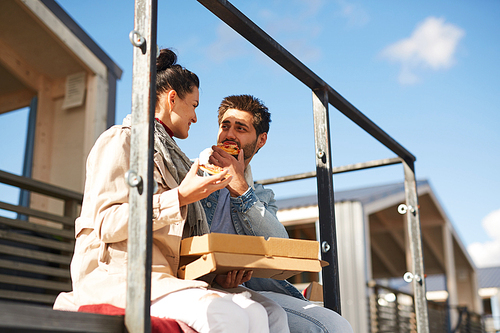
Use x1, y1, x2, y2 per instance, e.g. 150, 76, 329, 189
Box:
215, 269, 253, 289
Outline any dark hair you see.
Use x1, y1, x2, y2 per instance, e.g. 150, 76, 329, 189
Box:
155, 48, 199, 106
218, 95, 271, 136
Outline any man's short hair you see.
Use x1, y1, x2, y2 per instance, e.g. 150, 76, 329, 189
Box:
218, 95, 271, 136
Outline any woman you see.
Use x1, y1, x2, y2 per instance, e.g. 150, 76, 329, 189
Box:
53, 49, 278, 333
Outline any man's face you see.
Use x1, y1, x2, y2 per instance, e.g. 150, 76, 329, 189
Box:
217, 108, 267, 162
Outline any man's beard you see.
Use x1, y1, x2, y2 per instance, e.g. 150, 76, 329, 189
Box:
239, 140, 258, 160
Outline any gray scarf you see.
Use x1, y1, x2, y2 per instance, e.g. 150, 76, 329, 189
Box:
123, 115, 209, 236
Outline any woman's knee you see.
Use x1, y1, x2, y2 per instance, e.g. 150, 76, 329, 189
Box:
226, 292, 269, 333
243, 301, 270, 333
206, 297, 251, 332
205, 294, 271, 333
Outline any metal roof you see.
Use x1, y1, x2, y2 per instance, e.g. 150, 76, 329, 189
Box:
276, 180, 430, 210
477, 266, 500, 289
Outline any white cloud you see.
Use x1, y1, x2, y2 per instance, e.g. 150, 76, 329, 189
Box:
206, 1, 325, 65
257, 2, 324, 63
203, 1, 330, 65
483, 209, 500, 240
380, 17, 465, 85
294, 0, 324, 18
467, 209, 500, 268
285, 39, 323, 63
206, 23, 250, 63
335, 0, 370, 28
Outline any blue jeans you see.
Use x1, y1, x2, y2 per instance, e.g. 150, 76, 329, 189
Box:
257, 291, 354, 333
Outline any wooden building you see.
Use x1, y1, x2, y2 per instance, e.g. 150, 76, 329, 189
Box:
276, 180, 482, 332
0, 0, 122, 198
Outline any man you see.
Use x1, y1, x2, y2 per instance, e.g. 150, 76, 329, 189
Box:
201, 95, 353, 333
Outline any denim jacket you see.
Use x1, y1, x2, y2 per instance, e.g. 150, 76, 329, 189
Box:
201, 168, 306, 300
203, 184, 288, 238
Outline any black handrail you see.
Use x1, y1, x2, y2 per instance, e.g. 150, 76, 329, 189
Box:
197, 0, 416, 163
0, 170, 83, 203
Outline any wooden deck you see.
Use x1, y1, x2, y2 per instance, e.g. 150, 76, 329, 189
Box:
0, 301, 125, 332
0, 170, 126, 332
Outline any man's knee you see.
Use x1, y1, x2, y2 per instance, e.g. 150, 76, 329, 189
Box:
333, 315, 353, 333
284, 306, 353, 333
262, 298, 288, 331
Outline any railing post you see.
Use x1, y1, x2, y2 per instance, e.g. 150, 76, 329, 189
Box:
63, 199, 79, 225
18, 97, 38, 221
126, 0, 157, 332
402, 160, 430, 333
395, 293, 400, 332
375, 285, 381, 332
63, 199, 79, 244
312, 88, 341, 313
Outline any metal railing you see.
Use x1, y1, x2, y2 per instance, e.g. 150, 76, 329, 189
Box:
368, 282, 485, 333
450, 307, 484, 333
123, 0, 430, 330
192, 1, 429, 330
0, 170, 81, 305
0, 170, 127, 332
482, 314, 500, 333
0, 0, 431, 331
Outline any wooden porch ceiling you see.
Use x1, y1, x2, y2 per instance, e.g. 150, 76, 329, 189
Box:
369, 192, 469, 279
0, 1, 87, 114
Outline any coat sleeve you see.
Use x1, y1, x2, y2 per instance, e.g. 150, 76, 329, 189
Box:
85, 127, 185, 244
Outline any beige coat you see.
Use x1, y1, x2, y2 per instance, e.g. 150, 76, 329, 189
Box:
54, 125, 207, 310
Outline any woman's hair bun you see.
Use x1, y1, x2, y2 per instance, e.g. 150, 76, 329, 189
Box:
156, 48, 177, 72
154, 47, 199, 101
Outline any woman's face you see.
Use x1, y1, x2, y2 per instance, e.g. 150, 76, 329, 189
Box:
160, 87, 199, 139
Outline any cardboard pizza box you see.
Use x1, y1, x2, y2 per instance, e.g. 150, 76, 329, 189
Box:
178, 252, 323, 280
180, 233, 319, 259
178, 233, 326, 281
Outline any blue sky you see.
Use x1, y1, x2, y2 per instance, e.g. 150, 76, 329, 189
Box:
1, 0, 499, 267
